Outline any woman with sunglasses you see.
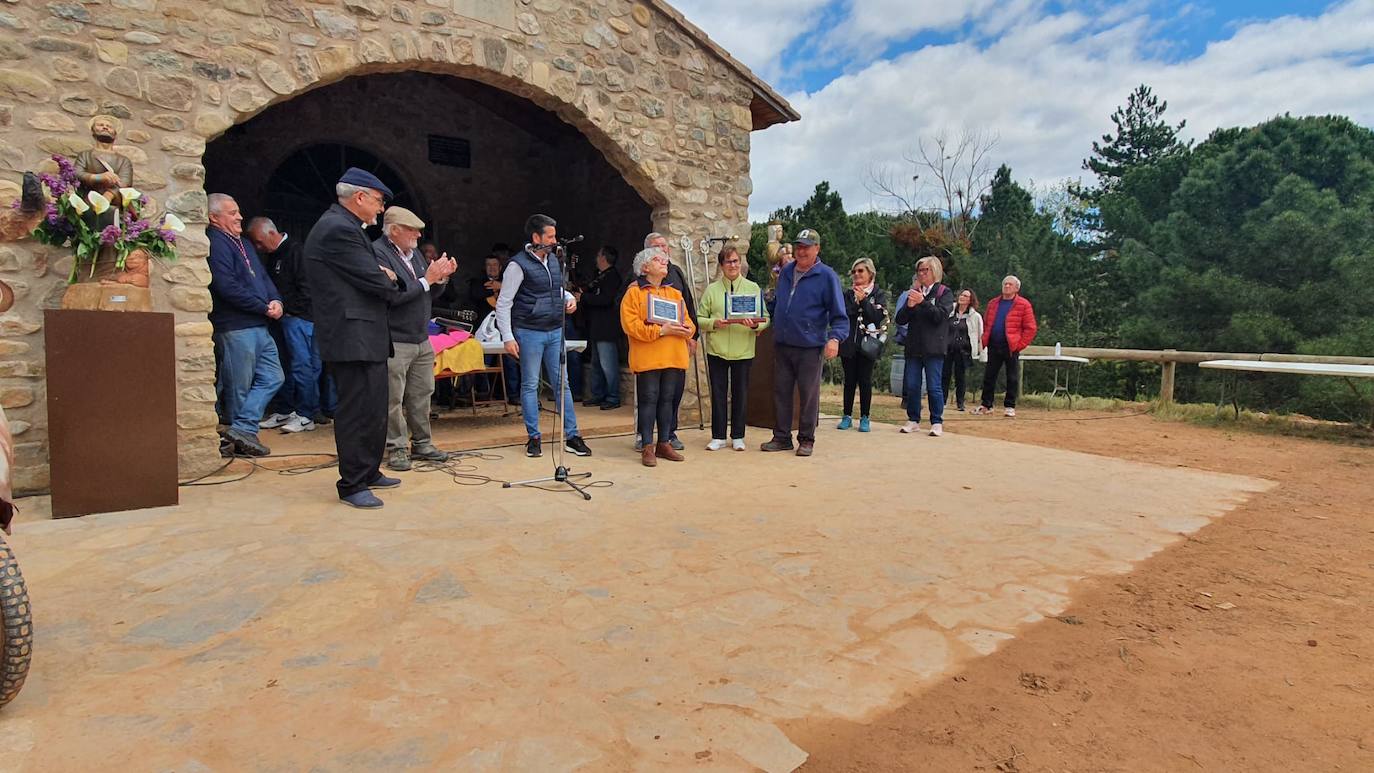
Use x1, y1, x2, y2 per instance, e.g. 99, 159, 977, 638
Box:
836, 257, 889, 432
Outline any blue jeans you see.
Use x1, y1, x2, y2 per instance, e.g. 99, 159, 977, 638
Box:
215, 326, 285, 436
903, 355, 945, 424
589, 339, 620, 405
281, 315, 323, 419
514, 327, 580, 440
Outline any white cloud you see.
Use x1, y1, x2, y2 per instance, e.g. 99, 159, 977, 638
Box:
667, 0, 832, 82
719, 0, 1374, 220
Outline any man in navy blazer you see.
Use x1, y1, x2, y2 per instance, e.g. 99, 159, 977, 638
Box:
207, 193, 284, 458
304, 168, 408, 508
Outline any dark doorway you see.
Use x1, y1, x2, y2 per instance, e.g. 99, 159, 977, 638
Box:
256, 144, 418, 241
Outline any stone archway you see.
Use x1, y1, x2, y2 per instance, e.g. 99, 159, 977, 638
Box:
0, 1, 793, 488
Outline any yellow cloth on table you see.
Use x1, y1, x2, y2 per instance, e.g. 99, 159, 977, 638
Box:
433, 338, 486, 376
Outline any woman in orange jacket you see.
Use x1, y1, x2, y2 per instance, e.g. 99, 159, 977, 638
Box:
621, 247, 696, 466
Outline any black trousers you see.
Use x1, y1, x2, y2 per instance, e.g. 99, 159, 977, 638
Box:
774, 344, 824, 444
707, 354, 752, 440
329, 359, 388, 498
840, 354, 875, 417
980, 346, 1020, 409
637, 368, 684, 447
668, 350, 689, 438
943, 348, 970, 408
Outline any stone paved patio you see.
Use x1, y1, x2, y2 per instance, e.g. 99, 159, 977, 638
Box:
0, 423, 1269, 771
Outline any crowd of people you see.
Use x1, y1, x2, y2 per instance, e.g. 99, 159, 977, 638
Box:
205, 168, 1038, 503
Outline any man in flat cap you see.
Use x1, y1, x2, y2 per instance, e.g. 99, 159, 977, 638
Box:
374, 206, 457, 471
304, 167, 408, 508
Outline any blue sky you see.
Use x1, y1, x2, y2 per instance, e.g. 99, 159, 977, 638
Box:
671, 0, 1373, 219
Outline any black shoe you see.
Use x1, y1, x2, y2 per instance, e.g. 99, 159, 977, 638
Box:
599, 401, 621, 411
341, 490, 384, 509
565, 435, 592, 456
368, 473, 402, 489
410, 445, 448, 462
311, 414, 332, 426
526, 436, 541, 458
224, 428, 269, 457
583, 399, 603, 408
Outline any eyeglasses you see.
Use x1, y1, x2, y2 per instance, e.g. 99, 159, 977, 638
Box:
850, 269, 867, 275
917, 267, 933, 274
362, 191, 385, 206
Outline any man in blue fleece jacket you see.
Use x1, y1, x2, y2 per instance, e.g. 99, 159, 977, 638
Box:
761, 228, 849, 457
207, 193, 284, 458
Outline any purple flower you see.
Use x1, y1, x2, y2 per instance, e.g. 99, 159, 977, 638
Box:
38, 172, 68, 197
99, 224, 122, 245
126, 218, 150, 239
158, 228, 177, 244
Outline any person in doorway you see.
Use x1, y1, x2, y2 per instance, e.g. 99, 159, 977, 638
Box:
304, 167, 407, 509
761, 228, 848, 457
836, 257, 889, 433
581, 245, 624, 410
974, 275, 1038, 417
895, 256, 954, 436
494, 214, 594, 459
621, 247, 695, 466
943, 288, 983, 412
247, 216, 329, 433
697, 244, 768, 450
207, 193, 284, 458
374, 206, 457, 471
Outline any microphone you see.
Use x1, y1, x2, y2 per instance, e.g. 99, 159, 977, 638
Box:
558, 234, 585, 246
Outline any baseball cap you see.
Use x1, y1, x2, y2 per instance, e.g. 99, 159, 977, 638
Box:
794, 228, 820, 246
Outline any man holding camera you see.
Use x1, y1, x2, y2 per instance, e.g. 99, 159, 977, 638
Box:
495, 214, 594, 460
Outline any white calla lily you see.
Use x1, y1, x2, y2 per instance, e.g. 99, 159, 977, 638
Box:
161, 213, 186, 233
87, 190, 111, 215
65, 191, 89, 215
119, 187, 142, 208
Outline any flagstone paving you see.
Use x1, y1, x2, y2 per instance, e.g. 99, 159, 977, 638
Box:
0, 425, 1270, 771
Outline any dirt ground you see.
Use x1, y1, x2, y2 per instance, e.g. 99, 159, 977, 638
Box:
794, 399, 1374, 772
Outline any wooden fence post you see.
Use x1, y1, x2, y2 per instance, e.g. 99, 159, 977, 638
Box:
1160, 354, 1177, 404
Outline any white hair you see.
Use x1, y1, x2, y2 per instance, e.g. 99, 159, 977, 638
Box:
336, 182, 366, 201
207, 192, 235, 216
633, 246, 667, 276
643, 232, 665, 248
245, 216, 276, 236
1003, 275, 1022, 289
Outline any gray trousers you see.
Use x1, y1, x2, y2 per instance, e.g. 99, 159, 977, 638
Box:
386, 340, 436, 452
773, 344, 824, 444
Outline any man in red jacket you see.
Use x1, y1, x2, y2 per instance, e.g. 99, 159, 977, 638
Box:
973, 275, 1037, 417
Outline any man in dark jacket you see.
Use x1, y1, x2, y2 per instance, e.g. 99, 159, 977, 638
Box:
894, 257, 955, 436
207, 193, 284, 457
761, 228, 849, 457
581, 246, 623, 410
304, 168, 408, 509
374, 206, 456, 471
247, 216, 327, 433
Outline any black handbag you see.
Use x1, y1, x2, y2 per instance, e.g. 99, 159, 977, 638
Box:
858, 333, 883, 360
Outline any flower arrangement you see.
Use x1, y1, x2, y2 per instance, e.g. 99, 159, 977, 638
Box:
25, 154, 184, 283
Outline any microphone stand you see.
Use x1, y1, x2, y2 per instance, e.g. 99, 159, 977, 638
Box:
503, 242, 594, 500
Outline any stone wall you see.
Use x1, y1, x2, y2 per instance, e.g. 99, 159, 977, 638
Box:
0, 0, 758, 493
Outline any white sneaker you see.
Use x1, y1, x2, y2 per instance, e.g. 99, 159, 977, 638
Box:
259, 412, 294, 429
706, 438, 728, 451
929, 423, 943, 437
732, 438, 746, 451
280, 414, 316, 433
1004, 408, 1017, 418
900, 421, 920, 434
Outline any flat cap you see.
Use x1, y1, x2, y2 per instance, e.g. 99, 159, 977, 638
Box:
383, 206, 425, 230
338, 167, 394, 200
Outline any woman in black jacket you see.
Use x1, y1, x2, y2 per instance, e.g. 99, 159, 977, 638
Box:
836, 257, 889, 433
893, 256, 955, 436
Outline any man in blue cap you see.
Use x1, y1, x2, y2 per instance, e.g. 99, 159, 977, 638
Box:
304, 167, 408, 508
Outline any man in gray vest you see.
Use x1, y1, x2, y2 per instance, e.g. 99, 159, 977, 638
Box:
495, 214, 594, 459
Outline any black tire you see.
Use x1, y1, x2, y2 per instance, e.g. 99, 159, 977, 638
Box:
0, 536, 31, 708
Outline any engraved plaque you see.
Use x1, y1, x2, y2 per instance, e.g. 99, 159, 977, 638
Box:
453, 0, 516, 31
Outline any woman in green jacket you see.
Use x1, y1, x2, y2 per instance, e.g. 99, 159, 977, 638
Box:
697, 244, 770, 451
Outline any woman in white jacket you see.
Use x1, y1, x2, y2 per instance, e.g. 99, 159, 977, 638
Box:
942, 288, 983, 411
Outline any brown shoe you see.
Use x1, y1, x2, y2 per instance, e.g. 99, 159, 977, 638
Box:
795, 441, 814, 457
641, 445, 657, 467
760, 439, 794, 452
655, 441, 685, 462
